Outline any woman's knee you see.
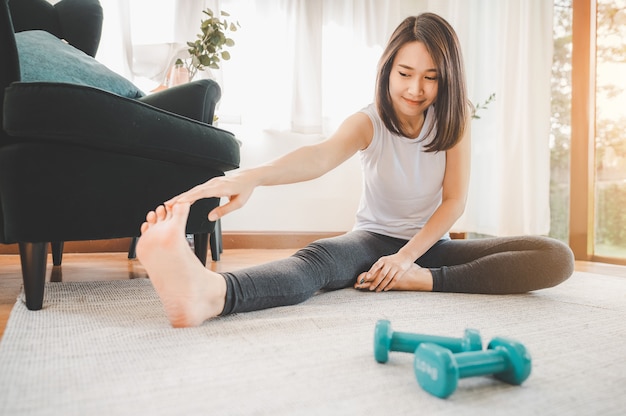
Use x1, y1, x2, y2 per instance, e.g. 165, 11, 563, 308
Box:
292, 233, 381, 287
296, 232, 374, 264
540, 237, 575, 288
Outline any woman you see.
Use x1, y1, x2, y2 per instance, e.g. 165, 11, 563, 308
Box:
136, 13, 574, 328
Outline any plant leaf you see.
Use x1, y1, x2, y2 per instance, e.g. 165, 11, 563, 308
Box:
184, 7, 240, 71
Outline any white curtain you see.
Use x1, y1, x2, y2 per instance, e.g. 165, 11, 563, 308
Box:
434, 0, 554, 236
214, 0, 407, 133
95, 0, 554, 237
97, 0, 218, 90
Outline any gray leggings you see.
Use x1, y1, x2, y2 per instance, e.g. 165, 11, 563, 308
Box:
220, 231, 575, 315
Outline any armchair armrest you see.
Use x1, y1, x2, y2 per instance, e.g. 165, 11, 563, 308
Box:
3, 82, 240, 171
139, 79, 221, 124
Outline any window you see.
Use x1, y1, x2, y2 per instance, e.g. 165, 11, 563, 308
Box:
558, 0, 626, 264
594, 0, 626, 260
550, 0, 573, 244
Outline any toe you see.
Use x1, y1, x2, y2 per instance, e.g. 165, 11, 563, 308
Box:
171, 202, 191, 226
146, 210, 157, 224
155, 205, 167, 221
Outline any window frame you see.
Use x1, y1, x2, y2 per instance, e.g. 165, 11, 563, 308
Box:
569, 0, 626, 266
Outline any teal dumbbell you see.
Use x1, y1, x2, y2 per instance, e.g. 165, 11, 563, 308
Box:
413, 337, 532, 398
374, 319, 482, 363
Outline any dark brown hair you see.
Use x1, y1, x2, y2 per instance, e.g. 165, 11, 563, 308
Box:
375, 13, 470, 152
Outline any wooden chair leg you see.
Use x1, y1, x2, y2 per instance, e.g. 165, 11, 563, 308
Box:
18, 242, 48, 311
51, 241, 64, 266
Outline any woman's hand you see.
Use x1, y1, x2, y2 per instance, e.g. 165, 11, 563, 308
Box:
165, 172, 256, 221
355, 252, 415, 292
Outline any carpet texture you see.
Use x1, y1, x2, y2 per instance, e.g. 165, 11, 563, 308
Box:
0, 271, 625, 415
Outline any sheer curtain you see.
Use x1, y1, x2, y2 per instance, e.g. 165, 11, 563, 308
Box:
215, 0, 407, 134
435, 0, 554, 236
97, 0, 218, 91
95, 0, 554, 236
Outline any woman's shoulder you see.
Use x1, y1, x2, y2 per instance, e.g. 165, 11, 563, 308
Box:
340, 104, 377, 153
357, 103, 386, 137
358, 103, 379, 122
337, 110, 373, 150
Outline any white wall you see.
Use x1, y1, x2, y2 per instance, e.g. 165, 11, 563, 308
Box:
217, 124, 362, 233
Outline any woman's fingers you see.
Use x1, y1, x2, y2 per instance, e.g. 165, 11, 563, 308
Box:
167, 176, 236, 205
355, 268, 399, 291
166, 182, 217, 206
355, 254, 412, 292
165, 175, 255, 221
208, 195, 244, 220
371, 270, 393, 291
368, 265, 402, 292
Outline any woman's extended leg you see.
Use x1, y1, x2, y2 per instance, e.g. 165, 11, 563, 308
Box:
139, 205, 405, 323
220, 231, 404, 314
417, 236, 574, 294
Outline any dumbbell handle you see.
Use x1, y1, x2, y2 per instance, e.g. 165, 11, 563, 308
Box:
454, 348, 509, 379
390, 331, 472, 354
374, 320, 482, 364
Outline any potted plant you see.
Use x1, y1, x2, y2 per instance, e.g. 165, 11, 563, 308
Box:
175, 8, 240, 80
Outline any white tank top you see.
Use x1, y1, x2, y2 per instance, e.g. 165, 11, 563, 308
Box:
353, 103, 447, 240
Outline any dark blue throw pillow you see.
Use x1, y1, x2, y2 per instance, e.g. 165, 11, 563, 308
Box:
15, 30, 144, 99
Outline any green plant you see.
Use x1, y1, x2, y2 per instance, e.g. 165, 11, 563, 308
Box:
176, 8, 240, 79
472, 93, 496, 119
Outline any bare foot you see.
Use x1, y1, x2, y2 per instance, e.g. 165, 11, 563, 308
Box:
389, 264, 433, 291
136, 202, 227, 327
354, 264, 433, 292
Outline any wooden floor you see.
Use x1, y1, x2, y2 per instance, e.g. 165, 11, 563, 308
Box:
1, 249, 624, 340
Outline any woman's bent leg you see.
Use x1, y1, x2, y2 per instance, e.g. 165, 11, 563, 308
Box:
220, 231, 403, 315
418, 236, 574, 294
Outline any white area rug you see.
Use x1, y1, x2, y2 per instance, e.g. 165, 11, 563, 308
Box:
0, 271, 625, 415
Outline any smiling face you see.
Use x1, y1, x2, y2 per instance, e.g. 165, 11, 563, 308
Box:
376, 14, 468, 151
388, 41, 438, 133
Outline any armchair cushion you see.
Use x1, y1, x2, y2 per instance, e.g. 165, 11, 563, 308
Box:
15, 30, 143, 98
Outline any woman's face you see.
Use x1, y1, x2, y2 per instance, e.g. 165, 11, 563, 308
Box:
388, 41, 439, 126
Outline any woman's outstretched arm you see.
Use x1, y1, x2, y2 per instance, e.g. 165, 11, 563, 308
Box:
166, 112, 373, 220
